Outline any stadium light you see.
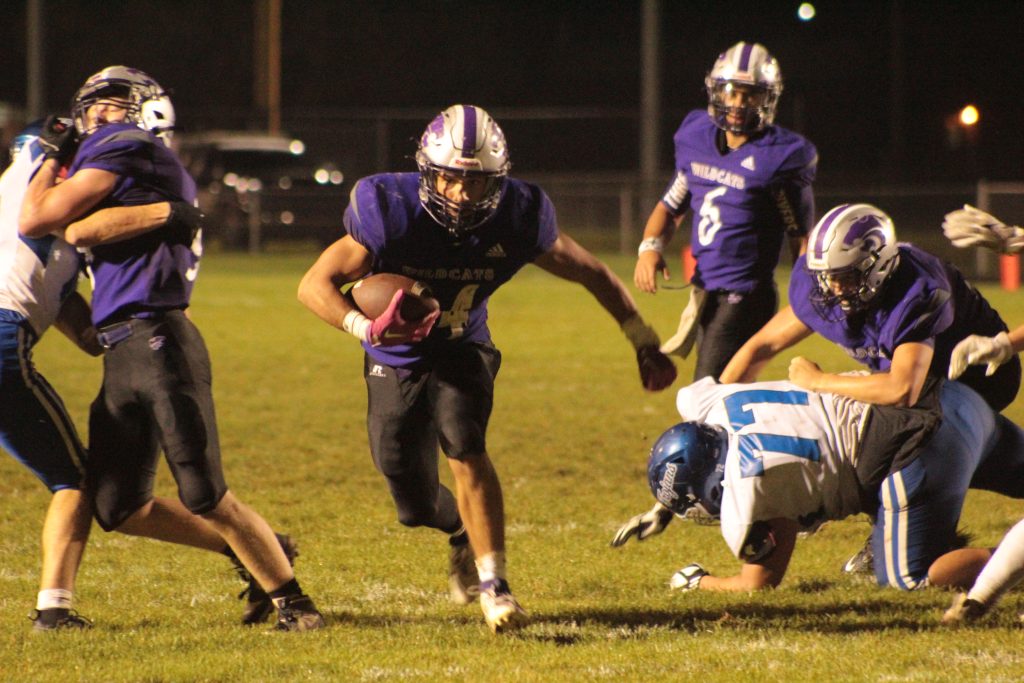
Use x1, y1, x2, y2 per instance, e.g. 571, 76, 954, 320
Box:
797, 3, 816, 21
959, 104, 979, 127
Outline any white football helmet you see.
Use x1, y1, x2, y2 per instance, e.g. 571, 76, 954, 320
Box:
416, 104, 510, 237
705, 42, 783, 134
72, 65, 176, 146
806, 203, 901, 317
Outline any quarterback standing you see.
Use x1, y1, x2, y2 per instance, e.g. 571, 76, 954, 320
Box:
298, 104, 676, 633
635, 41, 817, 380
19, 66, 323, 631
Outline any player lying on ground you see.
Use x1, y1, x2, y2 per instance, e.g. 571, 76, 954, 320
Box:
611, 377, 1024, 592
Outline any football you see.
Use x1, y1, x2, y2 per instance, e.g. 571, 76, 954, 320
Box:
347, 273, 440, 321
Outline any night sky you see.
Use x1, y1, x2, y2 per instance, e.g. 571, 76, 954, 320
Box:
1, 0, 1022, 185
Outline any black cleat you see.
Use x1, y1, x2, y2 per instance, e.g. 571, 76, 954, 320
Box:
232, 533, 299, 626
272, 594, 325, 632
30, 608, 93, 631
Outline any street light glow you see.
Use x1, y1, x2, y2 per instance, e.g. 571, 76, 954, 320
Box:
959, 105, 979, 126
797, 3, 816, 21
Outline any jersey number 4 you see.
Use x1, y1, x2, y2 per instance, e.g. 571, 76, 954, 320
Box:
723, 389, 822, 478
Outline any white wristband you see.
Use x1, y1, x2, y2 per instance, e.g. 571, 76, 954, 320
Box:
638, 236, 665, 256
341, 309, 372, 342
621, 314, 660, 350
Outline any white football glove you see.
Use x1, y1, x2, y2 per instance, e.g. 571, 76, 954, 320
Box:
942, 205, 1024, 254
660, 287, 706, 359
669, 563, 708, 591
610, 503, 674, 547
948, 332, 1015, 379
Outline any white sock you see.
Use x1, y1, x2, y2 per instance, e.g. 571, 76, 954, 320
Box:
37, 588, 73, 611
967, 519, 1024, 606
475, 551, 507, 585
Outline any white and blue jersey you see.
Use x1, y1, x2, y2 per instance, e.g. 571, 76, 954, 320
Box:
344, 172, 558, 368
677, 377, 1024, 590
0, 139, 87, 491
676, 377, 867, 561
662, 111, 817, 293
0, 140, 82, 337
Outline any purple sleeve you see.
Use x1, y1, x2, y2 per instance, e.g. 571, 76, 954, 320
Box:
884, 287, 952, 348
788, 257, 820, 323
535, 188, 559, 254
342, 179, 386, 256
76, 131, 154, 178
772, 140, 818, 237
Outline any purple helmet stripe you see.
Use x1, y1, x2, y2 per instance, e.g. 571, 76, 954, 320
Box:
812, 204, 850, 259
738, 43, 754, 71
461, 105, 478, 157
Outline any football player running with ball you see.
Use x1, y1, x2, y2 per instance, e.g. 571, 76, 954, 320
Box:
298, 104, 676, 633
635, 41, 817, 381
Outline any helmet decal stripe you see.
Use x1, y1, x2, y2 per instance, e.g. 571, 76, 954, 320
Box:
738, 42, 754, 72
812, 204, 850, 260
461, 105, 478, 158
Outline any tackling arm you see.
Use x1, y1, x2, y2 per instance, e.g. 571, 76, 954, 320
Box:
788, 341, 933, 407
53, 292, 103, 357
19, 162, 116, 237
64, 201, 201, 247
718, 306, 813, 383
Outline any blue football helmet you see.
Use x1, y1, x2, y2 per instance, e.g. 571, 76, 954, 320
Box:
705, 41, 783, 134
806, 203, 900, 319
8, 118, 45, 162
647, 422, 728, 519
71, 65, 176, 146
416, 104, 510, 238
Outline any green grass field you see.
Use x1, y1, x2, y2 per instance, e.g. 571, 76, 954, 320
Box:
2, 251, 1023, 682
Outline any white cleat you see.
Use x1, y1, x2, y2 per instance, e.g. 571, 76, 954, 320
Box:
448, 541, 480, 605
480, 580, 528, 634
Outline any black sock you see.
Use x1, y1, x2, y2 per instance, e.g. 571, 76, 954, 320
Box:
269, 578, 302, 600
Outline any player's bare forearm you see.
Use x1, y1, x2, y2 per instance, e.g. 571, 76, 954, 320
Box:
536, 233, 637, 324
699, 519, 797, 591
790, 342, 931, 407
297, 235, 372, 330
54, 292, 103, 356
20, 166, 117, 237
720, 307, 812, 383
65, 203, 172, 246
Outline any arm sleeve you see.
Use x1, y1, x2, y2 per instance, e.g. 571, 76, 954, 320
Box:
660, 171, 691, 217
342, 179, 385, 256
887, 287, 953, 348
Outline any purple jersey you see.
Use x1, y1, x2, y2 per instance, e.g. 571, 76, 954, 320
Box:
68, 123, 198, 326
662, 110, 817, 292
790, 243, 1008, 374
344, 172, 558, 367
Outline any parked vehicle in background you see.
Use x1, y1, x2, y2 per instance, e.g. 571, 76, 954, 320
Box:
175, 131, 346, 250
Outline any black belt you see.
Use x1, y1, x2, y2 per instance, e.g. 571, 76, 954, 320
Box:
96, 311, 175, 349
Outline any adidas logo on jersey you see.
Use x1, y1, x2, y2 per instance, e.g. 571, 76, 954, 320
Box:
485, 243, 507, 258
368, 364, 386, 378
741, 156, 756, 171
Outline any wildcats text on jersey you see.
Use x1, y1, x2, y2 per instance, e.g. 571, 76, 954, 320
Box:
689, 161, 746, 190
401, 265, 496, 282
